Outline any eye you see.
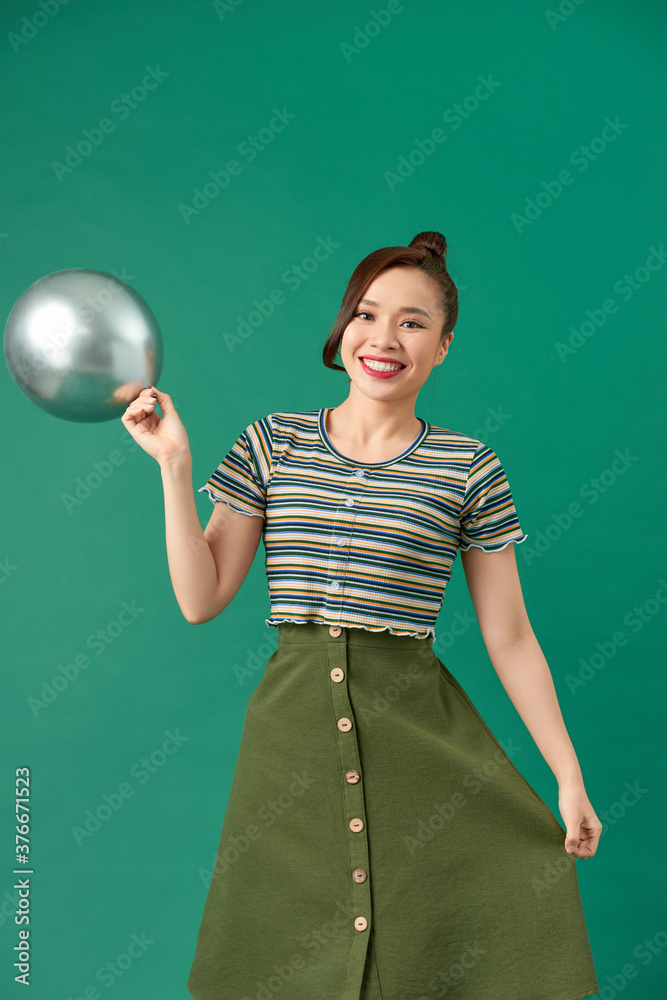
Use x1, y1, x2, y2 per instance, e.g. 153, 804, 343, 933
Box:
353, 311, 424, 328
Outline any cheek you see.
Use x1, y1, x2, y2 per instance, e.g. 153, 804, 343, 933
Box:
409, 348, 431, 368
340, 328, 363, 356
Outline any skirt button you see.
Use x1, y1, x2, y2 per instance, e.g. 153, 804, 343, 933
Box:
349, 817, 364, 832
337, 717, 352, 732
330, 667, 344, 682
329, 625, 342, 637
352, 867, 367, 883
354, 916, 368, 931
345, 769, 360, 783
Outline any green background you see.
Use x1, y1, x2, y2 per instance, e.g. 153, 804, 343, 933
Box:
1, 0, 665, 996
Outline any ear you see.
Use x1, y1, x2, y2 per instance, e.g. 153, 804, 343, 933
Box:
439, 331, 454, 361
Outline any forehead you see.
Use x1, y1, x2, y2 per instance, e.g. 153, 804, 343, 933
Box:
361, 268, 441, 312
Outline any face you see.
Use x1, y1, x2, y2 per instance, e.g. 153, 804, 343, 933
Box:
339, 267, 454, 401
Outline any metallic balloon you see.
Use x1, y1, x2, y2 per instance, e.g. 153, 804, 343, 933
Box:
3, 268, 163, 423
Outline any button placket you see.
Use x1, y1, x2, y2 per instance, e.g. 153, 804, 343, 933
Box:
325, 472, 369, 613
326, 629, 373, 975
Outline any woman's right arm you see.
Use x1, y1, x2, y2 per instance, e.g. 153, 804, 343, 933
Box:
121, 385, 264, 624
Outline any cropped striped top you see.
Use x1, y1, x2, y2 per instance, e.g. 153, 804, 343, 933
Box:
198, 408, 528, 641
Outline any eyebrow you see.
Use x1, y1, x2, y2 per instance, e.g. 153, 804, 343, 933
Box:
359, 297, 432, 320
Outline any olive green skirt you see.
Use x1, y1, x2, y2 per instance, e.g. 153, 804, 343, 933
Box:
186, 622, 600, 1000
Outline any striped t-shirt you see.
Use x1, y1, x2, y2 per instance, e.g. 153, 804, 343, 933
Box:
198, 408, 528, 641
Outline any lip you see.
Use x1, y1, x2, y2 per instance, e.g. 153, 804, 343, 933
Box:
359, 356, 406, 379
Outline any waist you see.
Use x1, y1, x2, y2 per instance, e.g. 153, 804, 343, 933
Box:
276, 620, 433, 650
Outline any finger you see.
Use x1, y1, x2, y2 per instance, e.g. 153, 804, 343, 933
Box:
564, 832, 580, 854
132, 385, 156, 402
146, 386, 174, 411
125, 402, 153, 420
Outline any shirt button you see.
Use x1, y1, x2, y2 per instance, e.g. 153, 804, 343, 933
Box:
354, 916, 368, 932
337, 717, 352, 732
336, 538, 346, 546
354, 469, 366, 477
352, 868, 367, 883
328, 580, 340, 591
345, 769, 360, 784
345, 498, 355, 507
329, 625, 341, 637
330, 668, 344, 683
349, 817, 364, 833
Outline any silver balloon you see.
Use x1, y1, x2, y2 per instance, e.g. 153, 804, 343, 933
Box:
3, 268, 163, 423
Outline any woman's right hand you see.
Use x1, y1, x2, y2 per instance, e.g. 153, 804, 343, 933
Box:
120, 385, 191, 466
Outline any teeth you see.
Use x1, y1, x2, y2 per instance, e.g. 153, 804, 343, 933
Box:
362, 357, 404, 372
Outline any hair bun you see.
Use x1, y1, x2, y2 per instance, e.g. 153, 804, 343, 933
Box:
409, 230, 447, 261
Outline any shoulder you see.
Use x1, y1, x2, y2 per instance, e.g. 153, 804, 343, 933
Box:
423, 424, 515, 489
241, 409, 321, 462
245, 408, 321, 438
424, 421, 486, 454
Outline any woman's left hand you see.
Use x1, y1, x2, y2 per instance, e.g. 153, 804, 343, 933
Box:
558, 782, 603, 859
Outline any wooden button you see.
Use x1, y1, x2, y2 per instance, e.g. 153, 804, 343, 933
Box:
352, 868, 367, 883
330, 668, 344, 683
354, 916, 368, 931
329, 625, 342, 637
345, 769, 360, 784
349, 817, 364, 833
337, 717, 352, 732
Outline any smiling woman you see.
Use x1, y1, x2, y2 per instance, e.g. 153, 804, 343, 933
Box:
121, 230, 601, 1000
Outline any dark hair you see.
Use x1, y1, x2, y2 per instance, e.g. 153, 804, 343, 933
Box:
323, 230, 458, 373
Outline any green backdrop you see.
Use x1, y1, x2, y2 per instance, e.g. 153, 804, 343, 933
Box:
1, 0, 665, 997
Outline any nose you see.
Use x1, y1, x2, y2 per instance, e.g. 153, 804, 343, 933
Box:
368, 320, 400, 349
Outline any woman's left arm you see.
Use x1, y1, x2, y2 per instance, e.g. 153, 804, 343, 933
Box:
460, 543, 603, 860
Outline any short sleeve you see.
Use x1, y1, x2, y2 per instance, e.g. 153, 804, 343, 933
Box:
198, 415, 273, 518
459, 443, 528, 552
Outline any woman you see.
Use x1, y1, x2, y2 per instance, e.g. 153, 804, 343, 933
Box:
122, 230, 602, 1000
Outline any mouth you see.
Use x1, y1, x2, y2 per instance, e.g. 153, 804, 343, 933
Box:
359, 356, 407, 378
